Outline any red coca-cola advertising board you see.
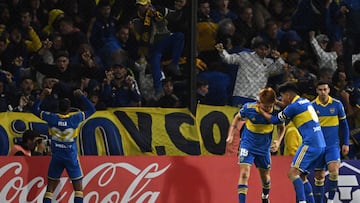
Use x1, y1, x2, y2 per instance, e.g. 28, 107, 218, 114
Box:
0, 156, 241, 203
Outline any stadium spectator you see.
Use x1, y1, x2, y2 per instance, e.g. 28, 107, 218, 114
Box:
89, 0, 119, 67
130, 0, 185, 97
9, 129, 42, 156
232, 4, 258, 48
196, 78, 209, 105
58, 16, 87, 58
101, 63, 141, 107
210, 0, 237, 23
157, 78, 181, 108
215, 39, 286, 107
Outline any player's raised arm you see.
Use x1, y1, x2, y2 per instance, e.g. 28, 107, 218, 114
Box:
33, 88, 52, 117
73, 89, 96, 118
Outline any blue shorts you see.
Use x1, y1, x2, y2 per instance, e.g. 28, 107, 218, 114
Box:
238, 147, 271, 169
292, 144, 325, 174
47, 140, 83, 181
314, 145, 340, 170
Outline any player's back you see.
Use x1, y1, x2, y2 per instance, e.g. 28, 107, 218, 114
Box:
284, 96, 326, 148
41, 111, 85, 142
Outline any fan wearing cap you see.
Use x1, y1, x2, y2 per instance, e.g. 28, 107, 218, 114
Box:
131, 0, 185, 96
215, 38, 287, 107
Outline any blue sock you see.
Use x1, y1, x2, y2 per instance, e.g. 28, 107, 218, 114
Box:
238, 184, 248, 203
328, 173, 338, 200
43, 192, 52, 203
74, 191, 83, 203
313, 178, 324, 203
304, 180, 315, 203
292, 177, 305, 201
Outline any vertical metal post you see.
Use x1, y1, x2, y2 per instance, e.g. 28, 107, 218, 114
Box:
188, 0, 198, 114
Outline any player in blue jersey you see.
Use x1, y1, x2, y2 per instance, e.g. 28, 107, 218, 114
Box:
33, 88, 96, 203
311, 81, 349, 203
227, 87, 286, 203
258, 82, 326, 203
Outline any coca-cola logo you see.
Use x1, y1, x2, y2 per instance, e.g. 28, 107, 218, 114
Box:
0, 162, 171, 203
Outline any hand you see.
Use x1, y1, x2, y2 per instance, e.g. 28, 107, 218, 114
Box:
40, 88, 52, 99
270, 140, 280, 152
271, 50, 280, 59
342, 145, 349, 156
13, 56, 23, 67
125, 75, 134, 86
104, 70, 114, 84
226, 133, 233, 143
42, 38, 53, 49
309, 31, 315, 40
19, 95, 29, 107
73, 89, 84, 97
214, 43, 224, 52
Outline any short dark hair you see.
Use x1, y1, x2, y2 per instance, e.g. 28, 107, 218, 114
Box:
22, 129, 40, 143
316, 81, 330, 87
278, 82, 299, 94
55, 50, 69, 59
196, 78, 208, 88
59, 98, 71, 114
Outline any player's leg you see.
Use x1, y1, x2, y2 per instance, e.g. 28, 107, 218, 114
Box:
313, 169, 325, 203
288, 167, 305, 203
325, 146, 341, 203
238, 147, 254, 203
72, 179, 84, 203
258, 168, 270, 203
44, 157, 63, 203
43, 179, 60, 203
66, 156, 84, 203
326, 161, 340, 203
238, 164, 251, 203
289, 144, 322, 203
302, 175, 315, 203
313, 154, 326, 203
255, 153, 271, 203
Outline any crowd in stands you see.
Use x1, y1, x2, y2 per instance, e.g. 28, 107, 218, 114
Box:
1, 0, 360, 157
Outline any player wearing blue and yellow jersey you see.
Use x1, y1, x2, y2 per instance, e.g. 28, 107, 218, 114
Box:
33, 88, 95, 203
227, 88, 285, 203
258, 82, 326, 203
311, 82, 349, 203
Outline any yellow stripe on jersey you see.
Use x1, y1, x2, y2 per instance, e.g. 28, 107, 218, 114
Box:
245, 120, 274, 134
294, 145, 308, 168
292, 110, 313, 128
319, 116, 339, 127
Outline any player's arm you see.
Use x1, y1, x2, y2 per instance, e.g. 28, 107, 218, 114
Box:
271, 123, 286, 153
338, 102, 350, 156
74, 89, 96, 119
33, 88, 51, 117
227, 113, 243, 143
258, 105, 287, 124
339, 118, 350, 156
